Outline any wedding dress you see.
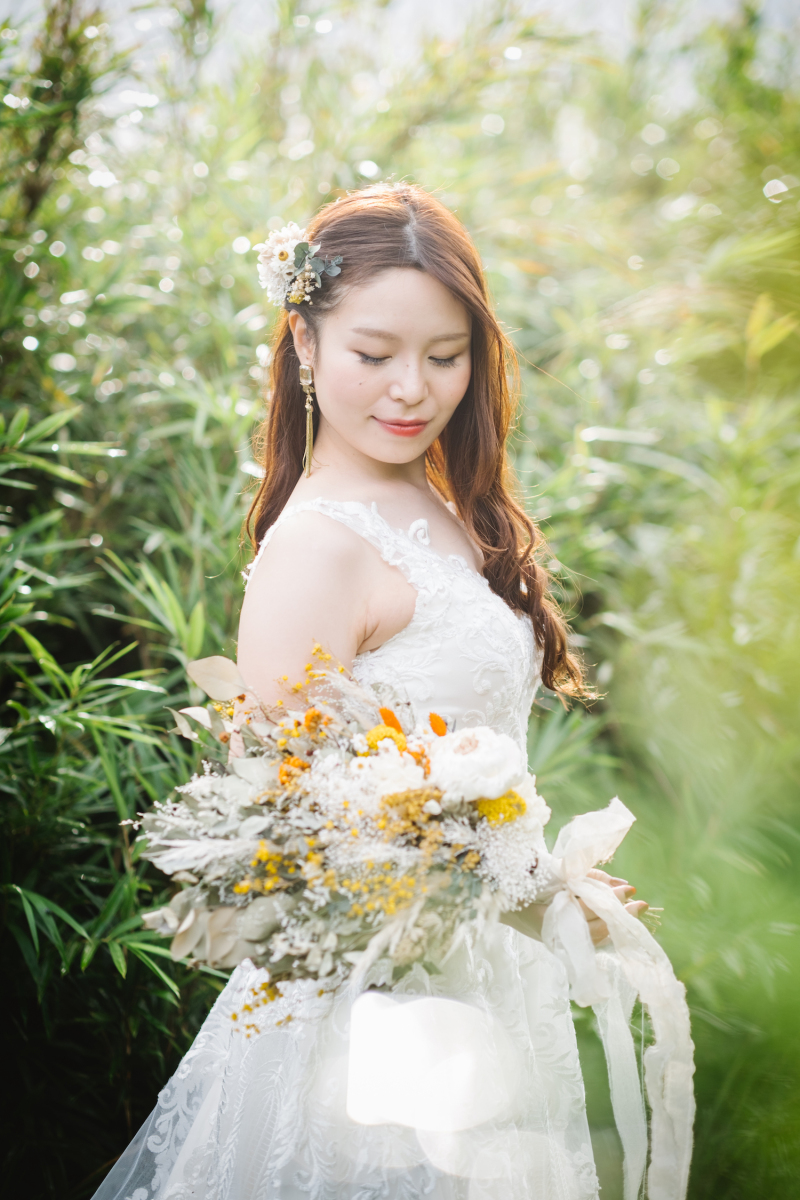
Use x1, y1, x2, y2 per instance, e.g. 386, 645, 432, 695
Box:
91, 499, 614, 1200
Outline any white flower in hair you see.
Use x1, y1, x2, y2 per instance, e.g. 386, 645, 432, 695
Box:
253, 222, 343, 308
253, 222, 307, 305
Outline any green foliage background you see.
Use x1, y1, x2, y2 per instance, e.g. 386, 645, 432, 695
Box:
1, 1, 798, 1195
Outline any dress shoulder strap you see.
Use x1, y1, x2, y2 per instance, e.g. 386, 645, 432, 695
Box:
242, 498, 435, 594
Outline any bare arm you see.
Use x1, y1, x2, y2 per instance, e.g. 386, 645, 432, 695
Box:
237, 513, 369, 706
236, 511, 415, 706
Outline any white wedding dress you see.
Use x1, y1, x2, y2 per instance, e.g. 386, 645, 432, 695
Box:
93, 499, 604, 1200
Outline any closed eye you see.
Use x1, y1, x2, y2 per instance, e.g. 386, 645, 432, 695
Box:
357, 351, 463, 367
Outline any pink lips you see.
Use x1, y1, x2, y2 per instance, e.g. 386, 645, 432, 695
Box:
374, 418, 429, 438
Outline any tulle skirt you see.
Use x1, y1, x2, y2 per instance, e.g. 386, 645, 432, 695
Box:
91, 925, 600, 1199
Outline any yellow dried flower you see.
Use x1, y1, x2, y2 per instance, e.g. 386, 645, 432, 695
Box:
476, 790, 527, 826
365, 724, 407, 753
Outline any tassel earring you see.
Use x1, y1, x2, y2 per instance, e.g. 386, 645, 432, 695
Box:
299, 364, 315, 477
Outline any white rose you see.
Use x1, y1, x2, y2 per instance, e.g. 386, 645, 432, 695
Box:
514, 773, 551, 828
427, 726, 525, 804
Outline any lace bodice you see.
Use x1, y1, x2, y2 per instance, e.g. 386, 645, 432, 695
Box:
244, 498, 540, 754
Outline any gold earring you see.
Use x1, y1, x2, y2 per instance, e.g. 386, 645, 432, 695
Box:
299, 364, 315, 477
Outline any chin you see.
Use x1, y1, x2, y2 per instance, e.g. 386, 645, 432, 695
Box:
364, 437, 432, 465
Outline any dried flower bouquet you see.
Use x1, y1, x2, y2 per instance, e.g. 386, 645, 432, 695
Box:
139, 647, 554, 1014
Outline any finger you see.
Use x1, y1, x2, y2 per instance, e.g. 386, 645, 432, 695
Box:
588, 869, 630, 888
579, 898, 614, 944
587, 868, 627, 886
589, 919, 610, 945
611, 884, 636, 902
625, 900, 649, 918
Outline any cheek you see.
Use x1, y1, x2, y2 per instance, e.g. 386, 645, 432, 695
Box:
315, 353, 377, 420
438, 362, 471, 413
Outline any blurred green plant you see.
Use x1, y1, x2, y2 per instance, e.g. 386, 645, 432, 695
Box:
1, 0, 799, 1195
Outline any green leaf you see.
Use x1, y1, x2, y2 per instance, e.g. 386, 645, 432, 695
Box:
77, 715, 163, 747
26, 441, 116, 456
86, 677, 167, 695
80, 941, 98, 971
0, 451, 90, 486
0, 477, 36, 490
13, 886, 40, 956
120, 939, 175, 959
5, 407, 29, 447
108, 941, 127, 978
20, 405, 82, 447
90, 728, 129, 821
127, 945, 180, 996
19, 887, 91, 940
186, 599, 205, 659
10, 623, 58, 667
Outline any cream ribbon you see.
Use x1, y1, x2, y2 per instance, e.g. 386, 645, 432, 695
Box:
541, 797, 695, 1200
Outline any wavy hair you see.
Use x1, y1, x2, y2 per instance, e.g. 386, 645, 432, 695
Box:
246, 183, 584, 696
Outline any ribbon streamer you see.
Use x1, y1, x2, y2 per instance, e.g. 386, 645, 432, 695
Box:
542, 797, 695, 1200
593, 951, 648, 1200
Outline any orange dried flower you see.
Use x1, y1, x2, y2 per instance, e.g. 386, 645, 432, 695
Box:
279, 756, 310, 787
379, 707, 404, 735
303, 708, 324, 733
429, 712, 447, 737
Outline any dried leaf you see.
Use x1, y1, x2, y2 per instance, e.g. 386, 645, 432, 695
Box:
187, 655, 246, 700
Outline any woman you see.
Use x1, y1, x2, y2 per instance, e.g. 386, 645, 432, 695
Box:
94, 184, 658, 1200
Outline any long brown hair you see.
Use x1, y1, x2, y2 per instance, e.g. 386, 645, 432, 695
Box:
246, 183, 584, 696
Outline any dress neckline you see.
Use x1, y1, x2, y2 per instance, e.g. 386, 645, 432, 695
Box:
286, 498, 486, 583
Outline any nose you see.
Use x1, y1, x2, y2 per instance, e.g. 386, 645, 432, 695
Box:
388, 357, 428, 407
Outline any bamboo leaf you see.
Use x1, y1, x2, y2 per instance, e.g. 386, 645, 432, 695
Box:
108, 940, 127, 978
80, 941, 99, 971
0, 452, 90, 486
127, 945, 180, 995
5, 407, 29, 447
19, 405, 82, 447
18, 887, 91, 940
186, 600, 205, 660
12, 886, 40, 956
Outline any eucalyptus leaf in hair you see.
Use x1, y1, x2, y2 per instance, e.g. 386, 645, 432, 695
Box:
293, 241, 311, 269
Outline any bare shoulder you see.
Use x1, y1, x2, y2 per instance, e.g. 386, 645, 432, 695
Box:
245, 508, 375, 596
238, 510, 377, 696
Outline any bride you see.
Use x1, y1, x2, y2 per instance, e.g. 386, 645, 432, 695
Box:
93, 183, 683, 1200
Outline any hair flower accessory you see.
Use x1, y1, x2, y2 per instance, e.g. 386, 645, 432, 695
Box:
253, 222, 342, 307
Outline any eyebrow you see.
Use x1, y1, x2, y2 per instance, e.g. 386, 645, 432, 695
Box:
350, 326, 469, 342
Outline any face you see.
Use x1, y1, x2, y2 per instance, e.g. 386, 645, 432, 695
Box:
289, 268, 471, 467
